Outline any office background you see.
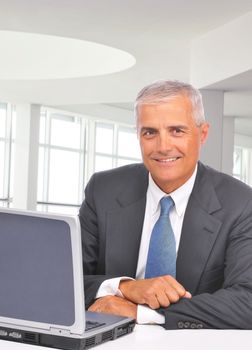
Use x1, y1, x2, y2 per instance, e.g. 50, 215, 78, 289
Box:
0, 0, 252, 214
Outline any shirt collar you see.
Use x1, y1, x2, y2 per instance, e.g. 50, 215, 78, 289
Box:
148, 164, 198, 217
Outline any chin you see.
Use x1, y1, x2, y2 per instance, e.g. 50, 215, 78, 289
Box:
154, 167, 179, 180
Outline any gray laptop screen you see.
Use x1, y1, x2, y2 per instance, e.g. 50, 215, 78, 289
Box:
0, 212, 75, 326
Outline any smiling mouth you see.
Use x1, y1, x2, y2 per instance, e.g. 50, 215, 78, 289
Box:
153, 157, 180, 163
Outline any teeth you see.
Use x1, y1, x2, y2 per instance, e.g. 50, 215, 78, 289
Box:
158, 158, 177, 162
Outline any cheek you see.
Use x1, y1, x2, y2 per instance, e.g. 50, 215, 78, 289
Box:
140, 146, 149, 160
139, 139, 154, 155
186, 138, 202, 158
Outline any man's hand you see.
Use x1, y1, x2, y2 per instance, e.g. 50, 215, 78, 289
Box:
88, 295, 137, 319
119, 275, 192, 309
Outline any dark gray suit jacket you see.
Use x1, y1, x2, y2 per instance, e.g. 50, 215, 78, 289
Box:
79, 162, 252, 329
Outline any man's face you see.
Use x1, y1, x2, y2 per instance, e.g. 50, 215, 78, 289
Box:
137, 96, 209, 193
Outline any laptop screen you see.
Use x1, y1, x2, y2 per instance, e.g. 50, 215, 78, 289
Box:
0, 212, 75, 326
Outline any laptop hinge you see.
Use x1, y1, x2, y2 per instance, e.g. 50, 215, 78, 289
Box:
49, 327, 71, 336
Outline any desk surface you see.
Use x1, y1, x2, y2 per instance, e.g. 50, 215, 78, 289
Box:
1, 325, 252, 350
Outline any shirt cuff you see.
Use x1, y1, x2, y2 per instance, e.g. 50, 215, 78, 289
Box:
95, 276, 134, 299
137, 304, 165, 324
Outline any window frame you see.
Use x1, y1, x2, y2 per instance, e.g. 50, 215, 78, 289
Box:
0, 103, 15, 207
38, 107, 87, 212
37, 109, 141, 213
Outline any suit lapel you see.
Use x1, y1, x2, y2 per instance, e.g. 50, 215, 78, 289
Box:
105, 166, 148, 277
176, 163, 222, 294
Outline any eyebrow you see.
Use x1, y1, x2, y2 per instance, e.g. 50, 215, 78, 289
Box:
140, 127, 157, 133
168, 125, 189, 131
140, 125, 189, 133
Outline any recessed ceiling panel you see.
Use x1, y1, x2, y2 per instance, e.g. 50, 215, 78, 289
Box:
0, 31, 136, 80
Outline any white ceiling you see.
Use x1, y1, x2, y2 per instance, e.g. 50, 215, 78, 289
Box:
0, 0, 252, 134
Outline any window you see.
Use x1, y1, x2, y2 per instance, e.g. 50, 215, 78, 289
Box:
233, 146, 252, 186
37, 109, 141, 214
233, 147, 242, 180
94, 122, 141, 171
95, 123, 114, 172
37, 109, 86, 214
0, 103, 15, 207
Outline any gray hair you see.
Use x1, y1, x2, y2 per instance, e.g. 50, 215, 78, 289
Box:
134, 80, 205, 126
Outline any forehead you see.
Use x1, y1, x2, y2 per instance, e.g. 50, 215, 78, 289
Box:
137, 96, 194, 125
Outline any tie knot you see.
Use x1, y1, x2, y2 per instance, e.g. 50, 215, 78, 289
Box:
160, 196, 174, 216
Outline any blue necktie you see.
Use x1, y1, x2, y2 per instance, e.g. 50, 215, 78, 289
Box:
145, 196, 176, 278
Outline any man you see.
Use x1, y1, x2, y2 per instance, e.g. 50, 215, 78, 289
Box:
79, 80, 252, 329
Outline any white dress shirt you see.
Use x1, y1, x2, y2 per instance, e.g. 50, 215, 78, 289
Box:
96, 165, 197, 323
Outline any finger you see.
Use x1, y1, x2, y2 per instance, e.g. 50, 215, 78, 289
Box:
88, 297, 108, 312
155, 290, 171, 308
88, 303, 99, 312
162, 276, 192, 299
147, 295, 161, 309
162, 275, 187, 297
163, 287, 181, 303
183, 291, 192, 298
140, 278, 179, 306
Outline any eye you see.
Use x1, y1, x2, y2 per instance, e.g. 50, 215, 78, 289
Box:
171, 127, 185, 136
141, 129, 157, 138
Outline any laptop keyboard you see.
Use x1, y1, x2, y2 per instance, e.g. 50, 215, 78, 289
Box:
85, 320, 106, 331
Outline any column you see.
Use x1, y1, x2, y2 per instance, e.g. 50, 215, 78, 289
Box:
12, 104, 40, 210
200, 90, 223, 171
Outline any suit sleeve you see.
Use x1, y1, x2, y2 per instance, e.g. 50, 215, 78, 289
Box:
159, 199, 252, 329
79, 174, 114, 308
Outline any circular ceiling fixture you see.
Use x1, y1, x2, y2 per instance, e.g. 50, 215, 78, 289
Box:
0, 31, 136, 80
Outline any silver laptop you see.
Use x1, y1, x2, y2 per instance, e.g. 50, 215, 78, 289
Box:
0, 208, 135, 349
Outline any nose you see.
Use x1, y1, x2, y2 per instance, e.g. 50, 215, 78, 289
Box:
157, 132, 173, 153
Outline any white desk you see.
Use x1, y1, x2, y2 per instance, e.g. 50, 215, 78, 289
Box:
1, 325, 252, 350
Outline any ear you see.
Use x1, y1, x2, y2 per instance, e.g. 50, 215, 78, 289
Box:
200, 123, 209, 145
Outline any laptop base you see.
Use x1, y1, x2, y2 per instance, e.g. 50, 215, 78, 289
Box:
0, 321, 135, 349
